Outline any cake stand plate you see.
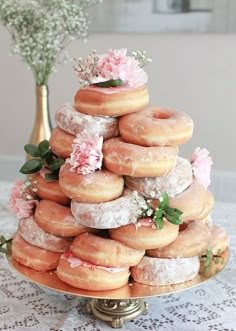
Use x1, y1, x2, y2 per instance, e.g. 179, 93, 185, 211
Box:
7, 249, 229, 328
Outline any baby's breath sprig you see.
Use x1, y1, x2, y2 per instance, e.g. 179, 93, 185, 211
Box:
141, 192, 183, 230
73, 50, 100, 86
0, 0, 102, 85
200, 246, 225, 269
129, 50, 152, 68
20, 140, 64, 181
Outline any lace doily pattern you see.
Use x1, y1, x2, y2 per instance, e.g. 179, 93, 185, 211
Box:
0, 181, 236, 331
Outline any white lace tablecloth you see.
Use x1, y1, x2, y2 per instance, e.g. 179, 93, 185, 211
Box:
0, 180, 236, 331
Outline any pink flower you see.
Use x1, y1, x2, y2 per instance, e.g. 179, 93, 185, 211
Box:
66, 134, 103, 175
190, 147, 213, 189
8, 179, 39, 219
95, 48, 148, 87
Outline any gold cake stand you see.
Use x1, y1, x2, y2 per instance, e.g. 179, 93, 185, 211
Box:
7, 249, 229, 328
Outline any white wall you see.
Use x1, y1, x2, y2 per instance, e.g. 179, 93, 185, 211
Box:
1, 28, 236, 173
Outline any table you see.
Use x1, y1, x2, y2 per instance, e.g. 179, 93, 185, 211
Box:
0, 180, 236, 331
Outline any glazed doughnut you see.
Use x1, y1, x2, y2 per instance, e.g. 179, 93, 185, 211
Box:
125, 157, 193, 199
57, 251, 130, 291
151, 180, 214, 222
207, 224, 228, 255
32, 172, 70, 206
49, 127, 74, 159
59, 163, 124, 203
131, 255, 200, 286
70, 232, 145, 267
71, 189, 146, 229
55, 103, 119, 140
18, 216, 72, 252
35, 199, 94, 237
102, 137, 178, 177
119, 106, 194, 147
146, 221, 210, 258
109, 218, 179, 250
74, 85, 149, 117
11, 232, 61, 271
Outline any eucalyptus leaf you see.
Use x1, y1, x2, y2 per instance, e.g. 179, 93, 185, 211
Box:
158, 192, 169, 209
20, 158, 43, 174
48, 158, 64, 171
153, 217, 164, 230
24, 144, 40, 157
45, 172, 59, 181
0, 247, 7, 253
95, 79, 123, 88
38, 140, 50, 157
154, 208, 163, 219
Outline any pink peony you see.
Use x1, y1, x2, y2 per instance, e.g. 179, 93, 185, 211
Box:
190, 147, 213, 189
8, 179, 38, 219
66, 134, 103, 175
92, 48, 148, 87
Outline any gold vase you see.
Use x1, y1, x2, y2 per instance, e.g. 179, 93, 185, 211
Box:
28, 85, 52, 146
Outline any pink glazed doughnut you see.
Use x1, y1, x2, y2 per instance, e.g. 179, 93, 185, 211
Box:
119, 106, 194, 146
55, 103, 119, 140
102, 137, 178, 177
74, 85, 149, 117
49, 127, 74, 159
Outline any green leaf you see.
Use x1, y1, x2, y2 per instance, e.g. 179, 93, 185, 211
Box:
163, 206, 183, 225
153, 216, 164, 230
203, 257, 210, 268
20, 158, 43, 174
158, 192, 169, 209
0, 247, 7, 254
95, 79, 123, 88
24, 144, 40, 157
0, 235, 6, 243
154, 208, 163, 219
38, 140, 50, 157
45, 172, 59, 181
48, 158, 64, 171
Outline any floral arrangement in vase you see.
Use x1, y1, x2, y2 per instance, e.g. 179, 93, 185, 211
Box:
0, 0, 102, 144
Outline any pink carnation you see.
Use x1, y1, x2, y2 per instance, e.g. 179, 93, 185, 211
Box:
66, 134, 103, 175
190, 147, 213, 189
8, 179, 38, 219
93, 48, 148, 88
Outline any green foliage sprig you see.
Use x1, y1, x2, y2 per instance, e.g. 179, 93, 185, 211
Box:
142, 192, 183, 230
200, 246, 224, 268
0, 235, 12, 254
20, 140, 64, 181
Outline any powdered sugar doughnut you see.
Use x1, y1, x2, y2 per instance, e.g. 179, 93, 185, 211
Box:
32, 172, 70, 206
57, 252, 130, 291
146, 221, 210, 258
18, 216, 71, 252
131, 255, 200, 286
71, 190, 146, 229
35, 199, 94, 237
70, 232, 145, 267
119, 106, 194, 146
125, 157, 192, 199
12, 232, 61, 271
102, 137, 178, 177
49, 127, 74, 159
55, 103, 119, 140
109, 219, 179, 250
59, 163, 124, 203
74, 85, 149, 117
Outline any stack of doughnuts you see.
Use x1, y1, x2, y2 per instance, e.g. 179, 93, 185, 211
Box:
11, 53, 228, 291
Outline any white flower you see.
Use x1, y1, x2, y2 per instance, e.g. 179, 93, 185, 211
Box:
0, 0, 102, 85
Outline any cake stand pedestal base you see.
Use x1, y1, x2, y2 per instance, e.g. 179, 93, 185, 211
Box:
87, 298, 148, 328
